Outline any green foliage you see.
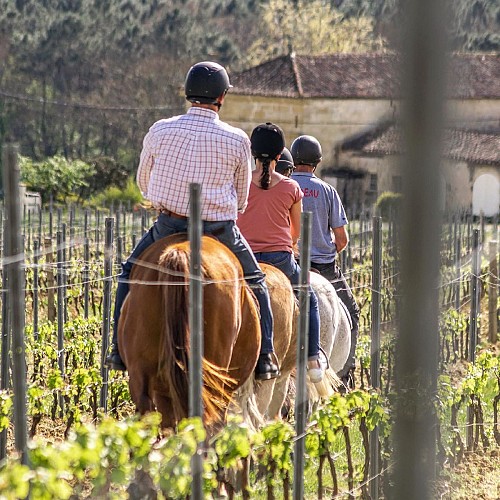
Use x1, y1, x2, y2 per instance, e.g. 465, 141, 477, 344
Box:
88, 177, 143, 208
0, 414, 217, 498
255, 420, 295, 481
374, 191, 402, 220
3, 203, 500, 496
0, 391, 12, 433
0, 462, 32, 500
19, 155, 95, 203
0, 0, 244, 159
247, 0, 384, 65
337, 0, 500, 51
0, 0, 496, 162
448, 0, 500, 51
213, 416, 253, 469
84, 156, 130, 195
436, 350, 500, 459
18, 154, 136, 204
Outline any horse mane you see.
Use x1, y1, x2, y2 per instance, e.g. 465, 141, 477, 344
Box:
158, 243, 237, 426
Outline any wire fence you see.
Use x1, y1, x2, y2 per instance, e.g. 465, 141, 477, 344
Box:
0, 182, 498, 497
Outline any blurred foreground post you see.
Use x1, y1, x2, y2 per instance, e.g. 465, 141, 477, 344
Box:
394, 0, 446, 497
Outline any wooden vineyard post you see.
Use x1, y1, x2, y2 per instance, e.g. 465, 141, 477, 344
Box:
56, 230, 65, 415
188, 184, 203, 500
100, 217, 114, 411
45, 237, 56, 322
294, 212, 312, 500
370, 216, 382, 500
33, 239, 40, 341
488, 240, 498, 344
2, 144, 28, 463
466, 229, 481, 450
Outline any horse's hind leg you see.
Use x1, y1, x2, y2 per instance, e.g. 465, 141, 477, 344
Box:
267, 375, 291, 419
129, 373, 155, 416
154, 394, 177, 429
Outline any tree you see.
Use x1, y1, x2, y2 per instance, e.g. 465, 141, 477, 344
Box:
245, 0, 385, 66
334, 0, 500, 51
448, 0, 500, 51
19, 155, 95, 203
0, 0, 246, 160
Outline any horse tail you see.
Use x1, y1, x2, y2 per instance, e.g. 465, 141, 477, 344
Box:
201, 358, 237, 426
158, 246, 191, 423
158, 244, 237, 426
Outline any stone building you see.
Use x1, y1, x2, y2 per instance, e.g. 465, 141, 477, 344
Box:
221, 52, 500, 214
338, 124, 500, 215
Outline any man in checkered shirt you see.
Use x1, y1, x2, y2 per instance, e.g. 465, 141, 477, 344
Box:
105, 61, 280, 381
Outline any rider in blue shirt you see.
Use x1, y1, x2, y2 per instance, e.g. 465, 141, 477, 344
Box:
291, 135, 360, 389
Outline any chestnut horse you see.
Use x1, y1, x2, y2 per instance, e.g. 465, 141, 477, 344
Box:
117, 233, 263, 429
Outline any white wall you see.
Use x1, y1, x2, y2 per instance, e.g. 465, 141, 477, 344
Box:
472, 172, 500, 216
221, 95, 397, 168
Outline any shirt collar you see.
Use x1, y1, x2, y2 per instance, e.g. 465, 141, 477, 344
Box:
292, 172, 315, 178
187, 107, 219, 120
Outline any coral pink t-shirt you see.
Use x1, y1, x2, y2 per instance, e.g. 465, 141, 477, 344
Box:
237, 177, 303, 253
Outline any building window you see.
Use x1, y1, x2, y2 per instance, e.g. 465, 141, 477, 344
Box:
392, 175, 402, 193
369, 174, 378, 192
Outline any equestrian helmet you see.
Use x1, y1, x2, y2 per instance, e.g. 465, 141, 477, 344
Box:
184, 61, 232, 105
290, 135, 322, 166
276, 148, 295, 175
250, 122, 285, 160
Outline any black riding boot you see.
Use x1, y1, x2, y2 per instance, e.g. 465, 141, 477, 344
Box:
255, 352, 280, 380
104, 329, 126, 371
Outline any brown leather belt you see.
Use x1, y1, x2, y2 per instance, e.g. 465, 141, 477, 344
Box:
159, 208, 188, 220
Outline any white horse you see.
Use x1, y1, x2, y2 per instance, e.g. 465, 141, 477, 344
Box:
310, 270, 352, 374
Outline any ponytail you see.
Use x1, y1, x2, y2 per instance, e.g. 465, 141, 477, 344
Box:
259, 158, 272, 190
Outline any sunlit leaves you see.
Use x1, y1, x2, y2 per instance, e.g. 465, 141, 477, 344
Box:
246, 0, 385, 66
213, 415, 253, 469
0, 392, 12, 432
19, 155, 95, 204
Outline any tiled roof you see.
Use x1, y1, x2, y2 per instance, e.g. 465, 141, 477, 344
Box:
230, 53, 500, 99
348, 125, 500, 165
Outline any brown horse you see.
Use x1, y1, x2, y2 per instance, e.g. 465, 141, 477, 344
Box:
118, 233, 262, 429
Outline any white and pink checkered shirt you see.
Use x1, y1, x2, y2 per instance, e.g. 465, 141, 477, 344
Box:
136, 107, 252, 221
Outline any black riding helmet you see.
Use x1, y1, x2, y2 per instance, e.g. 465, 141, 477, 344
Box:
276, 147, 294, 175
290, 135, 322, 166
185, 61, 232, 105
250, 122, 285, 160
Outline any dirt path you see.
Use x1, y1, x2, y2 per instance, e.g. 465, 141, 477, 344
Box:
437, 451, 500, 499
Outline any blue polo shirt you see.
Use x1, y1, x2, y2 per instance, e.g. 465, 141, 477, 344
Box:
291, 172, 348, 264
